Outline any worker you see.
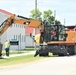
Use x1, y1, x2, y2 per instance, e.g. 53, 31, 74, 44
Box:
4, 40, 10, 56
50, 30, 56, 41
0, 42, 3, 58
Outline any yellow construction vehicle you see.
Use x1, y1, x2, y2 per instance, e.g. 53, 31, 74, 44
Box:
0, 14, 44, 57
0, 14, 76, 57
34, 25, 76, 57
0, 14, 44, 36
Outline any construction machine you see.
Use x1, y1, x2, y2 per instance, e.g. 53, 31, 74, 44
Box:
0, 14, 44, 36
34, 24, 76, 56
65, 26, 76, 55
0, 14, 76, 57
0, 14, 44, 58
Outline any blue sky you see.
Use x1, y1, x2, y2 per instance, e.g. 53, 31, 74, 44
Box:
0, 0, 76, 25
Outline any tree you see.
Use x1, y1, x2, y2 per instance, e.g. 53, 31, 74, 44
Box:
30, 9, 61, 25
55, 20, 61, 25
43, 9, 54, 24
30, 8, 42, 20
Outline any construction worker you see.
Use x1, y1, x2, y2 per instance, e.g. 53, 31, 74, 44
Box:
4, 40, 10, 56
0, 42, 3, 58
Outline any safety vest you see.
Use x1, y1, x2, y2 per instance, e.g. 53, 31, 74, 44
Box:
5, 41, 10, 48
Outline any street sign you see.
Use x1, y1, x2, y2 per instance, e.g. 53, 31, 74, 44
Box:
10, 39, 19, 45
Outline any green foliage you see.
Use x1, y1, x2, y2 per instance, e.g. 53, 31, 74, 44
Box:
0, 54, 43, 66
55, 20, 61, 25
30, 8, 42, 20
43, 9, 54, 24
43, 9, 52, 18
30, 9, 61, 25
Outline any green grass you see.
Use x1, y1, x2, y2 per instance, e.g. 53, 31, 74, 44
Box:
25, 47, 39, 51
2, 50, 26, 56
2, 47, 38, 54
2, 47, 36, 55
0, 48, 44, 67
0, 54, 44, 66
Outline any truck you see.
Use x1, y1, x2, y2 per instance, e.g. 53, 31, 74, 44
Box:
0, 14, 76, 58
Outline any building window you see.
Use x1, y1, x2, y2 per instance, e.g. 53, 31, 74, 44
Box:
18, 25, 19, 27
24, 35, 25, 42
23, 26, 25, 28
16, 35, 17, 40
14, 24, 15, 27
14, 35, 15, 39
16, 24, 17, 27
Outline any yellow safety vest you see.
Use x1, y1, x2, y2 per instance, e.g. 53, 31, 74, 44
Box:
5, 42, 10, 48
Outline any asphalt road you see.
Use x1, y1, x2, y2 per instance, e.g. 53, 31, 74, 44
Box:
0, 56, 76, 75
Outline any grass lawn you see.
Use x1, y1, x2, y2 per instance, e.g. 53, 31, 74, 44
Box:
0, 54, 44, 67
0, 48, 51, 67
2, 47, 36, 56
2, 50, 27, 56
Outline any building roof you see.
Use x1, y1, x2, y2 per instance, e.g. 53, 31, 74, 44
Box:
26, 27, 34, 35
0, 9, 13, 15
36, 28, 40, 34
26, 27, 40, 35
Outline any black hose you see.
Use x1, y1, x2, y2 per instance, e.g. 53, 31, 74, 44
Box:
0, 19, 8, 27
17, 15, 30, 20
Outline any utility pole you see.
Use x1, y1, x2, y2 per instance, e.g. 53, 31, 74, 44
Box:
19, 34, 21, 53
34, 0, 37, 50
54, 10, 56, 25
64, 18, 65, 25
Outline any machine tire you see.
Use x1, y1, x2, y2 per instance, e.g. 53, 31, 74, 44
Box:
67, 45, 75, 55
39, 52, 48, 56
39, 49, 49, 57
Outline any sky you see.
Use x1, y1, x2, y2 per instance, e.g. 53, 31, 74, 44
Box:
0, 0, 76, 25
